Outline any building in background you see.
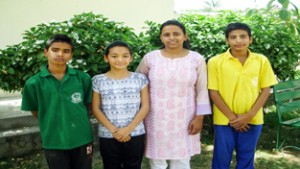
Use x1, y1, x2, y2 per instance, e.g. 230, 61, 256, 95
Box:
0, 0, 176, 49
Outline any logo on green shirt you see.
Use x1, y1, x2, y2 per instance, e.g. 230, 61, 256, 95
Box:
71, 92, 82, 103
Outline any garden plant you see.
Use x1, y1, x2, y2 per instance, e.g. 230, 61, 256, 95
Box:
0, 4, 300, 168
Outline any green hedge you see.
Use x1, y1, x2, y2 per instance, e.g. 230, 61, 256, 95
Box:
0, 11, 299, 92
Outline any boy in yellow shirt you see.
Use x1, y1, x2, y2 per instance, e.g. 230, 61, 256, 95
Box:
208, 22, 277, 169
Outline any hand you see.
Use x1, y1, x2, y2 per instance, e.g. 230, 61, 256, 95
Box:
113, 127, 131, 142
234, 124, 251, 132
117, 135, 131, 142
229, 114, 251, 129
188, 115, 204, 135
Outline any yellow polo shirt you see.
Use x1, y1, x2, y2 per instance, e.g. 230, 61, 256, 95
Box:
208, 49, 278, 125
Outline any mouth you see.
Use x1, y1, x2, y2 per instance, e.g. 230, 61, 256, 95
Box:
168, 42, 177, 46
234, 45, 244, 48
115, 63, 125, 66
55, 58, 65, 62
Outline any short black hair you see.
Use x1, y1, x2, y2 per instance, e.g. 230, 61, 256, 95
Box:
45, 34, 74, 51
104, 40, 132, 56
225, 22, 252, 39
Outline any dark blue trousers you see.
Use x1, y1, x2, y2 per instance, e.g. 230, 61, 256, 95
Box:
212, 125, 263, 169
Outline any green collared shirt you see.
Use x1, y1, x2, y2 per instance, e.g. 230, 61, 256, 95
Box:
21, 65, 93, 149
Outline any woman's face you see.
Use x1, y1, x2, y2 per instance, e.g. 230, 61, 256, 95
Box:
160, 25, 187, 50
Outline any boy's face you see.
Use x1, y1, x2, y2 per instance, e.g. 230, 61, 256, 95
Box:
226, 29, 252, 52
104, 46, 132, 71
44, 42, 73, 66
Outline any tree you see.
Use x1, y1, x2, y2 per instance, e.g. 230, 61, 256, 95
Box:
267, 0, 299, 20
204, 0, 221, 11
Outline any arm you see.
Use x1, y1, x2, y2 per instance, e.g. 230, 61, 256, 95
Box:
84, 74, 93, 118
135, 54, 149, 75
91, 91, 118, 135
209, 89, 237, 121
209, 89, 250, 131
189, 56, 212, 135
230, 87, 271, 129
31, 111, 38, 119
114, 85, 150, 139
188, 115, 204, 135
85, 103, 92, 118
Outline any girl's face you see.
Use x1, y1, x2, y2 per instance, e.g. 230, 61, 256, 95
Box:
104, 46, 132, 71
160, 25, 187, 50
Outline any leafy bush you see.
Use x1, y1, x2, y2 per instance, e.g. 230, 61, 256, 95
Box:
142, 11, 300, 81
0, 12, 143, 92
0, 11, 299, 92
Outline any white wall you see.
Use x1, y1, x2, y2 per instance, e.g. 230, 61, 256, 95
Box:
0, 0, 177, 49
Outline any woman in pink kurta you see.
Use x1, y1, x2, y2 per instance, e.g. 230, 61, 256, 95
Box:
137, 20, 211, 169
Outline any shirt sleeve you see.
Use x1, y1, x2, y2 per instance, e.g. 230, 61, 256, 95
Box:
260, 57, 278, 88
136, 54, 150, 76
21, 81, 38, 111
92, 75, 101, 93
195, 55, 212, 115
139, 74, 149, 89
83, 73, 93, 104
207, 57, 219, 90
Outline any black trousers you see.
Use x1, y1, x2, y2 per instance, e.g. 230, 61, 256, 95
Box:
44, 142, 93, 169
99, 134, 145, 169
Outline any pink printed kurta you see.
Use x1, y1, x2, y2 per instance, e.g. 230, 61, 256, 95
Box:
137, 50, 211, 159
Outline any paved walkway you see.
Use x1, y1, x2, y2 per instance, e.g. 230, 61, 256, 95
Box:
0, 90, 29, 119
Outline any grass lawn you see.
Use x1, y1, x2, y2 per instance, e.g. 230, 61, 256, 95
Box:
0, 110, 299, 169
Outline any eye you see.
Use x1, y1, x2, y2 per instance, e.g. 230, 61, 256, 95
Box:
51, 48, 59, 52
173, 32, 181, 36
162, 33, 170, 37
240, 35, 247, 39
229, 36, 236, 40
64, 50, 71, 54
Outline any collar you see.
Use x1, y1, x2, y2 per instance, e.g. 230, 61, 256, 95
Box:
40, 65, 76, 77
224, 48, 255, 60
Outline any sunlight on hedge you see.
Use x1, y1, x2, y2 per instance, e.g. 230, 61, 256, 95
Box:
0, 10, 299, 92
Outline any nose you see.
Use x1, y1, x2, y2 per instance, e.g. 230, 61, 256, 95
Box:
236, 37, 242, 42
116, 57, 123, 62
57, 50, 64, 56
168, 34, 175, 40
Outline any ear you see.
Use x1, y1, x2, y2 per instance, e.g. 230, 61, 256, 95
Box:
69, 53, 73, 61
130, 56, 133, 62
160, 34, 164, 43
225, 38, 229, 45
249, 37, 253, 44
184, 34, 188, 41
44, 49, 48, 58
104, 55, 109, 63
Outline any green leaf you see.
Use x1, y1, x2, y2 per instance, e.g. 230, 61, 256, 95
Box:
277, 0, 290, 8
279, 9, 291, 20
267, 0, 276, 10
7, 68, 15, 74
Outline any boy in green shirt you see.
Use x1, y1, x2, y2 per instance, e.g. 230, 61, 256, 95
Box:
21, 34, 93, 169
